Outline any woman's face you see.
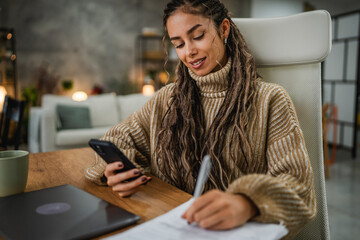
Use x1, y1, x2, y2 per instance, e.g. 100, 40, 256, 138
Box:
166, 10, 229, 76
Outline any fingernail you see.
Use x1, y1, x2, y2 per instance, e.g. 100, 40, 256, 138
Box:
141, 177, 147, 182
147, 177, 152, 182
118, 162, 123, 167
133, 169, 139, 175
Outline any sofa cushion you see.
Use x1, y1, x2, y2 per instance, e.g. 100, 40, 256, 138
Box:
56, 127, 110, 146
87, 93, 119, 127
117, 93, 152, 121
56, 104, 92, 130
42, 93, 119, 128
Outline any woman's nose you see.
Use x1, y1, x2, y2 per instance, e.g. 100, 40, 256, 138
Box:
186, 43, 197, 57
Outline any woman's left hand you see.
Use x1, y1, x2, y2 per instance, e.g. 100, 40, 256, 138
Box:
182, 190, 258, 230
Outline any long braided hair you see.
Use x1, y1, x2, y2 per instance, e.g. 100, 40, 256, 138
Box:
156, 0, 261, 193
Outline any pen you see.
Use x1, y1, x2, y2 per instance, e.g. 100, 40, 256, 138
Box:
193, 155, 212, 199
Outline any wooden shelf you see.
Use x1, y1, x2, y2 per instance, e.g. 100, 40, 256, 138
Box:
135, 34, 177, 90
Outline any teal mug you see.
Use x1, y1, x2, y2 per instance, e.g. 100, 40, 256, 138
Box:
0, 150, 29, 197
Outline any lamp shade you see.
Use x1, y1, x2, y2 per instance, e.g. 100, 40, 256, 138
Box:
0, 86, 7, 112
72, 91, 88, 102
142, 85, 155, 96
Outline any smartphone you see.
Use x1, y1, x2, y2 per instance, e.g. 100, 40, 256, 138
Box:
88, 139, 143, 182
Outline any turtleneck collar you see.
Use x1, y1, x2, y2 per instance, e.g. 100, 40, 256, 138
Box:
188, 58, 231, 97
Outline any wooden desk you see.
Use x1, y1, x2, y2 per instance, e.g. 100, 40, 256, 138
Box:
26, 148, 192, 239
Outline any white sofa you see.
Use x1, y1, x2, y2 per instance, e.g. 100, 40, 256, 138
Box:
28, 93, 152, 153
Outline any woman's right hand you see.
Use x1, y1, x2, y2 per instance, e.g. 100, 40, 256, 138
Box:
104, 161, 151, 197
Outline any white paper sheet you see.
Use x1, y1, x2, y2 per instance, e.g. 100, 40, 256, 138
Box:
105, 199, 288, 240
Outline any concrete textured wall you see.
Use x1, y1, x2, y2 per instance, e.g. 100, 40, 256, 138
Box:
0, 0, 250, 95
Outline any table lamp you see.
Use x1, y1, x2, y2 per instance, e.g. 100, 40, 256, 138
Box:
0, 86, 7, 112
72, 91, 88, 102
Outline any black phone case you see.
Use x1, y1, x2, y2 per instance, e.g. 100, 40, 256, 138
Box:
88, 139, 143, 182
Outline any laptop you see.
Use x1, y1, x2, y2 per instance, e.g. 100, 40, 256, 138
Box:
0, 184, 140, 240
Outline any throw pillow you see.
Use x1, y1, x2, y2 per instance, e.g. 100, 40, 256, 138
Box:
56, 104, 92, 130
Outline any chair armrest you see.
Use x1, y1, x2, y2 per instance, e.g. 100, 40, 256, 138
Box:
40, 109, 57, 152
28, 107, 42, 153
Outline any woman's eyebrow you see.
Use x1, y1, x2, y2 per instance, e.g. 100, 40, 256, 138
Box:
169, 24, 202, 41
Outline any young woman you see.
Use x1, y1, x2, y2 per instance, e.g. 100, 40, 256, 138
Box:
86, 0, 316, 238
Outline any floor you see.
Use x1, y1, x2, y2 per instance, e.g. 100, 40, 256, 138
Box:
326, 148, 360, 239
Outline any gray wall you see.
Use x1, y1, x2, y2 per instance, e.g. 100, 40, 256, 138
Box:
0, 0, 250, 95
250, 0, 360, 18
308, 0, 360, 16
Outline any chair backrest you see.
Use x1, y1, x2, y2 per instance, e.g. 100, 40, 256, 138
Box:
0, 96, 26, 150
233, 10, 331, 240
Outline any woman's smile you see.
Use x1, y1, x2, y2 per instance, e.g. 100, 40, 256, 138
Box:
190, 57, 206, 69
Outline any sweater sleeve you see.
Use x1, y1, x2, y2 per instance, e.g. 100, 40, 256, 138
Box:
85, 95, 155, 185
226, 86, 316, 239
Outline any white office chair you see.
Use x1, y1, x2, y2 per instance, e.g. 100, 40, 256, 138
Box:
233, 10, 331, 240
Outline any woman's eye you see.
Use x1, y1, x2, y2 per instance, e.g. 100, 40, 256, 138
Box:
194, 33, 204, 40
175, 43, 184, 49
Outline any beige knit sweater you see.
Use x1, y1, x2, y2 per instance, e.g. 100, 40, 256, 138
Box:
85, 60, 316, 239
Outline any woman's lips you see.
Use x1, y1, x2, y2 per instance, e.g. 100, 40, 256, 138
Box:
190, 57, 206, 69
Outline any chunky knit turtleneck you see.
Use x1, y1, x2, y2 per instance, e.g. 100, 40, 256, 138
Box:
187, 59, 232, 130
188, 58, 231, 98
86, 61, 315, 239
